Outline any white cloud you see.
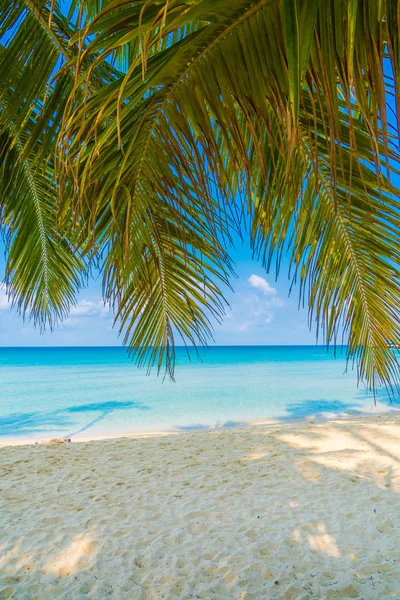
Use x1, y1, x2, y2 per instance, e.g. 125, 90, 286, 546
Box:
248, 274, 277, 296
63, 299, 112, 329
220, 274, 285, 335
243, 291, 284, 311
69, 299, 110, 318
266, 295, 284, 308
264, 312, 274, 324
0, 292, 115, 320
236, 320, 256, 332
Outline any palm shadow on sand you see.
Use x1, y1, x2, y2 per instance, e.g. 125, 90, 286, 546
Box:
0, 400, 149, 438
278, 398, 363, 422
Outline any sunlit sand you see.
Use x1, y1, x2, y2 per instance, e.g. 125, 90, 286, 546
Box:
1, 414, 400, 598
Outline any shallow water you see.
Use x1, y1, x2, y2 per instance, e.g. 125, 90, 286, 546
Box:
0, 346, 398, 442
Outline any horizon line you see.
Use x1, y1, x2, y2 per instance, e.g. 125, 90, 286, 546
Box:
0, 344, 349, 349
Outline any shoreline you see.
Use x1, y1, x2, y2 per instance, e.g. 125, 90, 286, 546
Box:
1, 412, 400, 599
1, 404, 399, 448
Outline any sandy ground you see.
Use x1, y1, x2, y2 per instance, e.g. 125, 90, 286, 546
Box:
1, 415, 400, 599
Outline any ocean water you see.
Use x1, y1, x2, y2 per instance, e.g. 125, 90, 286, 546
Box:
0, 346, 398, 442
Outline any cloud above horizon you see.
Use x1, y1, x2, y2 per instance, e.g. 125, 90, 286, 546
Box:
63, 298, 113, 329
0, 290, 111, 321
69, 299, 110, 318
248, 274, 277, 296
221, 274, 285, 335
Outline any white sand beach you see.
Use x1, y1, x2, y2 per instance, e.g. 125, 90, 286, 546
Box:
1, 414, 400, 599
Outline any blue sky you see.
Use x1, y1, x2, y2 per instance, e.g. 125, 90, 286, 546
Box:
0, 239, 317, 347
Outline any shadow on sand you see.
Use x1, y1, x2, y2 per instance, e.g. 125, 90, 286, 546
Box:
170, 392, 400, 434
171, 420, 250, 432
278, 398, 364, 422
170, 399, 366, 433
0, 400, 149, 438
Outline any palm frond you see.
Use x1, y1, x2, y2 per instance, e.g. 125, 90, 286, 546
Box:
57, 0, 400, 386
0, 127, 85, 327
0, 1, 86, 325
101, 193, 233, 375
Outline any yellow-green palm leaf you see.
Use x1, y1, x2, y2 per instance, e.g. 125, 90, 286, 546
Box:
2, 0, 400, 389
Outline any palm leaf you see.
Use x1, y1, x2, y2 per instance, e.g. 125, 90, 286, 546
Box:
0, 3, 84, 325
2, 0, 400, 388
0, 0, 121, 326
0, 128, 85, 326
57, 0, 400, 387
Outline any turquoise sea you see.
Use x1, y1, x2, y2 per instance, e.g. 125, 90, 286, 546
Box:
0, 346, 398, 443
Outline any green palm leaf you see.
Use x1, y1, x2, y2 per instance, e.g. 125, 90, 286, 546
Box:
2, 0, 400, 389
0, 2, 86, 326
